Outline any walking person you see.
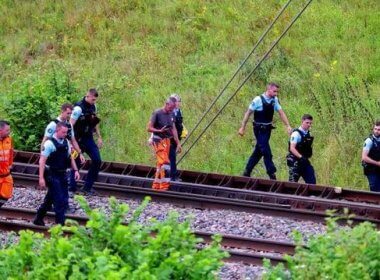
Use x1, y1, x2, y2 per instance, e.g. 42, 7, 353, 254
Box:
33, 122, 80, 226
362, 121, 380, 192
41, 103, 85, 164
169, 94, 184, 181
238, 82, 292, 180
0, 120, 14, 205
147, 97, 182, 190
41, 103, 85, 212
69, 89, 102, 195
286, 114, 316, 184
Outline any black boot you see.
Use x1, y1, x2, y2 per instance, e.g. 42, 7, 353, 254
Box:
268, 173, 277, 180
33, 216, 45, 226
242, 170, 251, 177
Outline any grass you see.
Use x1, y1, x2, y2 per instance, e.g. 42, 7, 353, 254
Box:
0, 0, 379, 190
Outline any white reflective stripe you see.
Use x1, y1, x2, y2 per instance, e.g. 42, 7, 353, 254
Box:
161, 178, 170, 183
153, 178, 162, 183
152, 135, 163, 140
162, 164, 170, 171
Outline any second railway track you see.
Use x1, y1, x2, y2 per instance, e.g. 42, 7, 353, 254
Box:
0, 206, 294, 266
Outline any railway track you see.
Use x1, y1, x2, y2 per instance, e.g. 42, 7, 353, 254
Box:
11, 161, 380, 227
0, 206, 293, 266
14, 150, 380, 205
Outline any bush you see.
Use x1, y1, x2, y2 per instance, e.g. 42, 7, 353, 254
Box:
263, 217, 380, 280
6, 65, 78, 151
0, 196, 227, 279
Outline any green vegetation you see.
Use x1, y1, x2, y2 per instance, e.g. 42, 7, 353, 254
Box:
0, 0, 379, 189
0, 196, 226, 279
263, 217, 380, 279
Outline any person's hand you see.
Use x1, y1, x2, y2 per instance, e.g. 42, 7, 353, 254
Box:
79, 153, 86, 164
176, 144, 182, 154
38, 178, 46, 190
299, 157, 309, 166
97, 137, 103, 148
159, 126, 170, 133
74, 170, 80, 181
238, 127, 245, 136
286, 125, 292, 135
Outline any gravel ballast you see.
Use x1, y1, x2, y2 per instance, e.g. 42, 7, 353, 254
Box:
3, 187, 327, 279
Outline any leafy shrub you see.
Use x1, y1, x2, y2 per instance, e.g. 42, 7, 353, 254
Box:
6, 66, 78, 151
263, 217, 380, 280
0, 196, 227, 279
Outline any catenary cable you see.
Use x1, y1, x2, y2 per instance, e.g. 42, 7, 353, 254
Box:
182, 0, 293, 147
178, 0, 314, 165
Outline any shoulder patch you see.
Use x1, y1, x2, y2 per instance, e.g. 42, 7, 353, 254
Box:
47, 128, 54, 134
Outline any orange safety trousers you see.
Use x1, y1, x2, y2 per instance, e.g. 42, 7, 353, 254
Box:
152, 138, 171, 191
0, 136, 13, 199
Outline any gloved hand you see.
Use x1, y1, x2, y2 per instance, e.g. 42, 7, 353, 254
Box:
299, 157, 309, 166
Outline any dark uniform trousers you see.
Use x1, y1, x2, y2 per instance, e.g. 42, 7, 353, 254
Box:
169, 140, 178, 180
36, 170, 68, 225
69, 136, 101, 192
288, 158, 316, 184
366, 174, 380, 192
244, 125, 276, 177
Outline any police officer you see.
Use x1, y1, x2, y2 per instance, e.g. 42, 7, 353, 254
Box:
238, 83, 292, 180
286, 114, 316, 184
41, 103, 85, 164
169, 94, 184, 181
33, 122, 80, 226
69, 89, 102, 195
362, 121, 380, 192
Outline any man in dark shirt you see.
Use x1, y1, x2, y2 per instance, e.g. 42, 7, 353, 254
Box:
147, 97, 182, 190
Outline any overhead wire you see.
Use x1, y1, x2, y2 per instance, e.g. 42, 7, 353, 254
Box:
181, 0, 293, 147
178, 0, 314, 165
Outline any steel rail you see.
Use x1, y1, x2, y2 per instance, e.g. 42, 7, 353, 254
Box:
11, 169, 380, 227
13, 150, 380, 205
0, 207, 292, 265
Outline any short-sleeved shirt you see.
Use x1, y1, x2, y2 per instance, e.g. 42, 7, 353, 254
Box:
363, 135, 380, 151
71, 105, 98, 121
41, 136, 71, 158
150, 109, 174, 140
248, 93, 282, 112
290, 127, 309, 144
44, 117, 75, 139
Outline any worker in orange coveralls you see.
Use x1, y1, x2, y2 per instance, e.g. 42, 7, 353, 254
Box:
147, 97, 182, 190
0, 120, 14, 204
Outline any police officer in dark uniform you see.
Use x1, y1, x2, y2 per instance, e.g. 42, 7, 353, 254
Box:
286, 114, 316, 184
362, 121, 380, 192
33, 122, 80, 226
41, 103, 86, 164
238, 83, 292, 180
169, 94, 184, 181
69, 89, 102, 195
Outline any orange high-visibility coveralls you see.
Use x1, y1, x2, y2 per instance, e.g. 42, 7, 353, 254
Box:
152, 138, 171, 191
0, 136, 13, 199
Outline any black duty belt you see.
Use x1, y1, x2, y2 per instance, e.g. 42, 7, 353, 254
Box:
45, 167, 68, 173
253, 122, 275, 130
